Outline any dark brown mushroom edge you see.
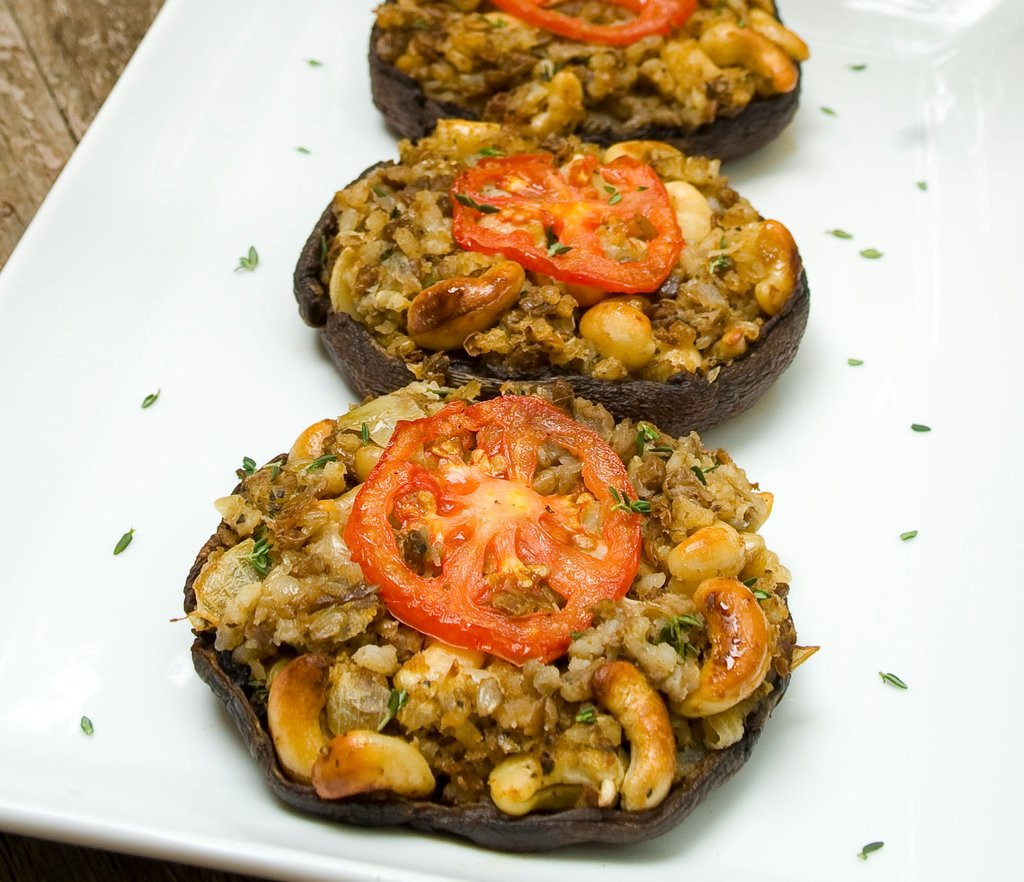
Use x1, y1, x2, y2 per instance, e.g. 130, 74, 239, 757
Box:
370, 0, 808, 162
184, 381, 812, 851
293, 122, 809, 437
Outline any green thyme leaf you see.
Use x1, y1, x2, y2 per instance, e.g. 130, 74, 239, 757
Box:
849, 63, 868, 71
378, 688, 408, 731
239, 456, 258, 477
305, 454, 338, 472
900, 530, 918, 541
858, 841, 884, 860
916, 180, 928, 191
360, 422, 371, 444
269, 463, 282, 481
307, 58, 324, 67
539, 60, 565, 82
743, 576, 758, 588
372, 185, 389, 198
634, 424, 659, 456
478, 146, 505, 157
247, 679, 269, 710
235, 245, 259, 272
879, 671, 908, 690
660, 614, 705, 658
708, 253, 733, 274
113, 528, 134, 556
295, 146, 311, 155
859, 248, 883, 259
752, 588, 771, 601
454, 192, 500, 214
319, 234, 328, 268
608, 486, 650, 515
141, 389, 160, 409
80, 715, 94, 736
827, 228, 853, 239
576, 705, 598, 724
691, 465, 707, 485
544, 226, 573, 257
604, 185, 623, 205
244, 528, 273, 577
821, 106, 838, 116
570, 630, 585, 640
848, 358, 864, 366
911, 423, 931, 432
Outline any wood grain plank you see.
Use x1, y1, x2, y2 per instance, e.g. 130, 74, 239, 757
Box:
6, 0, 165, 140
2, 6, 275, 877
0, 832, 268, 882
0, 0, 76, 268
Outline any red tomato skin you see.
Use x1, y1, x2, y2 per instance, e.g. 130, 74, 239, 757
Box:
344, 397, 642, 664
490, 0, 697, 48
451, 153, 683, 294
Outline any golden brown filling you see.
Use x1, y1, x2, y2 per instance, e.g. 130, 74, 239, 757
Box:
375, 0, 809, 138
189, 383, 802, 813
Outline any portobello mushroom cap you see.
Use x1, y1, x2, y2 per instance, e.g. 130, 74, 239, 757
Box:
368, 23, 802, 163
185, 527, 795, 851
293, 203, 810, 437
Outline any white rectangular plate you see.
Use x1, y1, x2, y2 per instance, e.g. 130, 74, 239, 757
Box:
1, 0, 1022, 879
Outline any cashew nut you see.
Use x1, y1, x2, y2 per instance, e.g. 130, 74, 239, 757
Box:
712, 320, 760, 360
667, 521, 746, 583
748, 9, 810, 62
328, 245, 361, 316
267, 654, 331, 783
312, 730, 435, 800
752, 220, 799, 316
591, 661, 676, 811
679, 577, 771, 718
664, 181, 713, 246
407, 261, 525, 351
579, 297, 656, 372
290, 418, 335, 462
603, 140, 683, 166
699, 23, 799, 95
488, 746, 625, 816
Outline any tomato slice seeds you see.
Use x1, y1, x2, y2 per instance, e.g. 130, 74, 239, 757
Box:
344, 396, 643, 664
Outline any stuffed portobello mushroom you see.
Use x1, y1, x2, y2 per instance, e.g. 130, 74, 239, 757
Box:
294, 121, 809, 436
184, 380, 814, 850
371, 0, 808, 161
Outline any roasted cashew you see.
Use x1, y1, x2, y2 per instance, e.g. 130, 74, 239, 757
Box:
752, 220, 800, 316
328, 245, 361, 316
667, 521, 746, 583
407, 261, 525, 351
603, 140, 683, 165
699, 23, 799, 95
591, 661, 676, 811
489, 746, 625, 816
312, 730, 435, 800
747, 9, 810, 62
664, 181, 713, 246
290, 418, 335, 461
680, 577, 771, 718
267, 654, 331, 783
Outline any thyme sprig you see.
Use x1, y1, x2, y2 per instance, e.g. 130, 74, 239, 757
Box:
608, 486, 650, 515
378, 689, 409, 731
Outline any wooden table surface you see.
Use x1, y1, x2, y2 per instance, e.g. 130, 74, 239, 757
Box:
0, 2, 265, 878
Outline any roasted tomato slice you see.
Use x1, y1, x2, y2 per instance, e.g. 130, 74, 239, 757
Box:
490, 0, 696, 47
344, 396, 642, 664
451, 152, 683, 294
